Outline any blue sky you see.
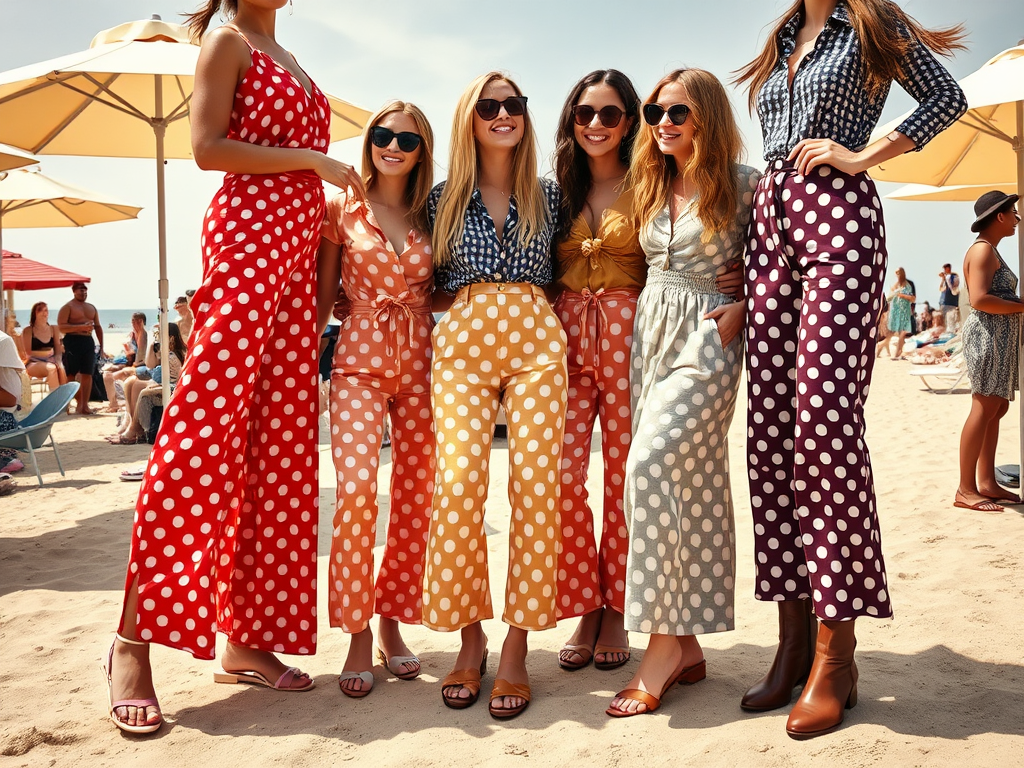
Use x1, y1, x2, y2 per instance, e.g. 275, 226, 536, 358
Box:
0, 0, 1018, 313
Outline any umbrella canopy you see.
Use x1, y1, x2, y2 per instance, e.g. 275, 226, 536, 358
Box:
2, 250, 90, 291
0, 15, 372, 401
885, 182, 1020, 202
0, 144, 38, 173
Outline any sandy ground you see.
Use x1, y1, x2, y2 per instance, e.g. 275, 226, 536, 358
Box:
1, 357, 1022, 768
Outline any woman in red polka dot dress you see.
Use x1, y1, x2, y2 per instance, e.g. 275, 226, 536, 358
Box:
316, 101, 436, 699
103, 0, 362, 735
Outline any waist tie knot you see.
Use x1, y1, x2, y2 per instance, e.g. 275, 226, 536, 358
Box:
580, 238, 604, 271
565, 287, 639, 375
349, 292, 429, 377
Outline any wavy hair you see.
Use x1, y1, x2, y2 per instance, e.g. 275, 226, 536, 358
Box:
183, 0, 238, 43
29, 302, 48, 328
552, 69, 640, 242
431, 72, 548, 266
628, 69, 742, 242
361, 100, 435, 235
733, 0, 966, 111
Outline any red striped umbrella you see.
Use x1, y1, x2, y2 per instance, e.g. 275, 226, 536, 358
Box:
2, 249, 90, 290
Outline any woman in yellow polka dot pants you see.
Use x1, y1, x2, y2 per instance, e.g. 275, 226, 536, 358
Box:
423, 72, 567, 719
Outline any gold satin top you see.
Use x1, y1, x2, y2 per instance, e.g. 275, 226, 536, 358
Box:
555, 189, 647, 293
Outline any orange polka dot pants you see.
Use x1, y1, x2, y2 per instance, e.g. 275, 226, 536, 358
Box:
423, 283, 567, 632
553, 289, 638, 619
327, 370, 434, 633
120, 174, 323, 660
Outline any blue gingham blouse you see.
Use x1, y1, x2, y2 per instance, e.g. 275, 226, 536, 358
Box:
428, 178, 561, 294
757, 0, 967, 163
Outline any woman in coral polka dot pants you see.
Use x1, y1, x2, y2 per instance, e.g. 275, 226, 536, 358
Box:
316, 101, 436, 699
423, 72, 566, 720
105, 0, 363, 736
549, 69, 644, 673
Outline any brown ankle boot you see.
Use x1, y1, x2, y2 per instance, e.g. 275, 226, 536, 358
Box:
741, 598, 816, 712
785, 620, 858, 739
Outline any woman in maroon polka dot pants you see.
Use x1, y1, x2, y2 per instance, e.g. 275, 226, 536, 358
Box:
104, 0, 363, 735
735, 0, 966, 739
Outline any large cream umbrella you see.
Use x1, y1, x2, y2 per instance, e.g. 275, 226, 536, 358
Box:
0, 145, 38, 173
885, 182, 1019, 202
0, 166, 141, 316
0, 15, 371, 401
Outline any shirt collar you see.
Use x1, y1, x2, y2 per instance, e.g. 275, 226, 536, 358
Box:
780, 0, 851, 48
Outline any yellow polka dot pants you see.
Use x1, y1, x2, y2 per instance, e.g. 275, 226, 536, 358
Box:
423, 283, 567, 632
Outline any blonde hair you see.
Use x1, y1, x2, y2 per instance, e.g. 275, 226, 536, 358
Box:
628, 69, 742, 242
432, 72, 548, 266
361, 100, 435, 235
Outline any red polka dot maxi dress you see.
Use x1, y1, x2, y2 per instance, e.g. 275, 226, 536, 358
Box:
118, 32, 330, 659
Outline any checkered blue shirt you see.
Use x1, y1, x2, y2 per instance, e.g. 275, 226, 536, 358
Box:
429, 178, 561, 294
757, 0, 967, 163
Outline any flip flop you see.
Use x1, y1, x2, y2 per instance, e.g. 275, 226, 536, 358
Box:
214, 666, 315, 692
338, 670, 374, 698
953, 499, 1005, 512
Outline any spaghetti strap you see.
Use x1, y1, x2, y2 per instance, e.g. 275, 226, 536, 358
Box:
221, 23, 255, 51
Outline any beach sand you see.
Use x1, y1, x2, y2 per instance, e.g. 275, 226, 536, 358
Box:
1, 359, 1022, 767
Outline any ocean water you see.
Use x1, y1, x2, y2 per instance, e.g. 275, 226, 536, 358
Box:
12, 308, 169, 333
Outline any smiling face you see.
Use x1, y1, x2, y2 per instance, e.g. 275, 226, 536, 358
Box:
650, 80, 696, 166
473, 79, 525, 154
370, 111, 422, 183
573, 82, 632, 162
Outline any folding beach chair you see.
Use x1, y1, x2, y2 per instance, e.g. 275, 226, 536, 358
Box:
908, 354, 969, 394
0, 382, 79, 486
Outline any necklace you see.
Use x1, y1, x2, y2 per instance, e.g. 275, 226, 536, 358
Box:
481, 183, 510, 198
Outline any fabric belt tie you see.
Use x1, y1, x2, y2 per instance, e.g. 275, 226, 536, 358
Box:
349, 294, 430, 377
565, 287, 639, 375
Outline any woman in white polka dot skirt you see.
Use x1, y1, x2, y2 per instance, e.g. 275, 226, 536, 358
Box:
734, 0, 966, 739
549, 69, 643, 675
316, 101, 437, 698
606, 68, 759, 718
104, 0, 363, 735
423, 72, 567, 720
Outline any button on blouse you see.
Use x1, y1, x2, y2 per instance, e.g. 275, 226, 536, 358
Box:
555, 189, 647, 294
757, 0, 967, 163
428, 178, 561, 294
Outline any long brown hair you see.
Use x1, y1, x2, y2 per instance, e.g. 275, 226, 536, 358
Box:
628, 69, 742, 242
552, 70, 640, 242
734, 0, 966, 111
183, 0, 238, 43
29, 302, 48, 328
361, 101, 435, 235
432, 72, 548, 267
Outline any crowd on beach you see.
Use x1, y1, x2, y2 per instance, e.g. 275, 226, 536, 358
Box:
4, 0, 1012, 749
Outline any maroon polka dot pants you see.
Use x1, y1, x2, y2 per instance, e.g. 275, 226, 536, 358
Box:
744, 161, 893, 621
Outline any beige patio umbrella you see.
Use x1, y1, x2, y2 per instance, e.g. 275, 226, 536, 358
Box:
870, 42, 1024, 478
885, 182, 1019, 202
0, 145, 38, 173
0, 166, 141, 316
0, 15, 371, 401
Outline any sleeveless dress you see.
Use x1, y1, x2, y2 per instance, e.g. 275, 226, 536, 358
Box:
887, 284, 913, 333
120, 32, 330, 659
962, 241, 1021, 400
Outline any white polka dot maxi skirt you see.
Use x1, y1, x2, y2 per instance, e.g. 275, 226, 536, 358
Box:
120, 172, 324, 659
744, 161, 893, 621
623, 270, 741, 636
423, 283, 567, 632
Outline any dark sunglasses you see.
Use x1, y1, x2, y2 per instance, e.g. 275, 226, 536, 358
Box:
369, 126, 422, 152
572, 104, 626, 128
474, 96, 528, 121
642, 103, 691, 126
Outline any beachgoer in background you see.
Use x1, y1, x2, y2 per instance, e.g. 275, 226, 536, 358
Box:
100, 312, 148, 413
888, 267, 915, 359
173, 296, 193, 343
918, 300, 933, 331
57, 282, 103, 415
0, 329, 25, 473
21, 302, 65, 391
108, 322, 186, 445
939, 262, 961, 332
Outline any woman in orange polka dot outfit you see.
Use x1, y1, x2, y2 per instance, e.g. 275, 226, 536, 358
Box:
104, 0, 363, 736
550, 69, 644, 674
424, 72, 567, 720
317, 101, 436, 699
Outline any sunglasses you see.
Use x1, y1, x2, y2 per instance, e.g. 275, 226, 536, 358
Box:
369, 126, 422, 152
572, 104, 626, 128
642, 103, 691, 126
474, 96, 528, 121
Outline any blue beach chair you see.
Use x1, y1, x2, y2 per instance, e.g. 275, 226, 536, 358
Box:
0, 382, 79, 487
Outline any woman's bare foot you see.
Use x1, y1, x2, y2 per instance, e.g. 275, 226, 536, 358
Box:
338, 626, 374, 695
377, 617, 419, 678
220, 641, 312, 690
608, 634, 703, 715
595, 607, 629, 668
976, 485, 1021, 504
443, 623, 487, 705
954, 488, 1006, 512
109, 636, 161, 730
559, 608, 600, 668
491, 627, 529, 713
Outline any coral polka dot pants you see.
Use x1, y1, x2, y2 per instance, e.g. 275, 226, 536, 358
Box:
423, 283, 567, 632
744, 160, 893, 622
120, 172, 324, 659
552, 288, 637, 619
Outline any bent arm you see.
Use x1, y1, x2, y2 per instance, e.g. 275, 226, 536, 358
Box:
0, 385, 16, 409
316, 238, 342, 336
965, 244, 1024, 315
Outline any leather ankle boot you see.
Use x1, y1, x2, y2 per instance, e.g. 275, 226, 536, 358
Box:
741, 598, 816, 712
785, 620, 858, 739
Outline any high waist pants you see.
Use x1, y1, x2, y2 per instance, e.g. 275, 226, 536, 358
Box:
745, 161, 893, 621
423, 283, 567, 632
553, 288, 637, 619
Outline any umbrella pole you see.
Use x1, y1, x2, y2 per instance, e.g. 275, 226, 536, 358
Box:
155, 75, 171, 407
1016, 100, 1024, 488
0, 210, 5, 322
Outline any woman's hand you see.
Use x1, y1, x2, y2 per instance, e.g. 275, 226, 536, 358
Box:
311, 152, 364, 197
704, 301, 745, 347
715, 259, 745, 301
788, 138, 868, 177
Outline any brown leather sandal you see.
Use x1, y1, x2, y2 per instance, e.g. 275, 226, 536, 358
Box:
488, 678, 532, 720
557, 642, 594, 671
606, 658, 705, 717
594, 639, 631, 671
440, 648, 488, 710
